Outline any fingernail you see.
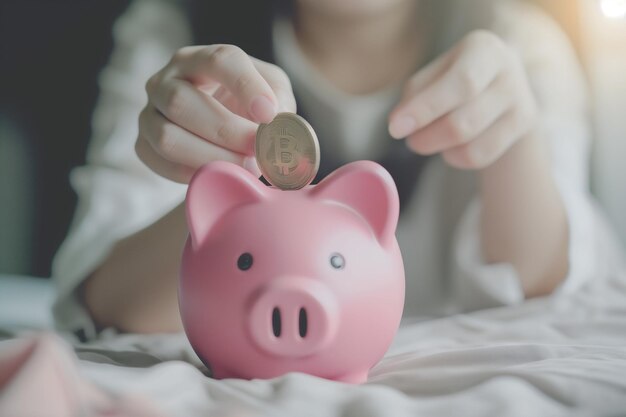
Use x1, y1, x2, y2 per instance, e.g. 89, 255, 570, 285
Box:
243, 157, 262, 178
389, 115, 417, 139
249, 96, 277, 123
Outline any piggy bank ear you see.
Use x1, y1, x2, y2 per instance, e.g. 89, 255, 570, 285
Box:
311, 161, 399, 245
186, 161, 266, 249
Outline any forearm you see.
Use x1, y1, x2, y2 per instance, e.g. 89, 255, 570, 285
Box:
479, 132, 569, 297
83, 202, 188, 333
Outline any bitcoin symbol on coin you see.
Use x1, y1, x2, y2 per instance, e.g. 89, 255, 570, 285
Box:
255, 113, 320, 190
273, 128, 298, 176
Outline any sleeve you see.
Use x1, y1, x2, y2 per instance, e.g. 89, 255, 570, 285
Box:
451, 2, 625, 311
51, 0, 192, 340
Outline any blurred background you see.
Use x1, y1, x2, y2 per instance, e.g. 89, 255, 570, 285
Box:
0, 0, 131, 277
0, 0, 625, 279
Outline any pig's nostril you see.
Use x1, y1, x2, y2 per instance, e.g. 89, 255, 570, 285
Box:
272, 307, 281, 337
299, 307, 308, 338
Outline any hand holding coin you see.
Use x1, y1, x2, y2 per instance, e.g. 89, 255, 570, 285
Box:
255, 113, 320, 190
135, 44, 297, 184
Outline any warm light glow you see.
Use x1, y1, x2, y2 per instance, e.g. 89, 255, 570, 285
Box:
600, 0, 626, 18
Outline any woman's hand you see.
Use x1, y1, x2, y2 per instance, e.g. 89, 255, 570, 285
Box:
389, 30, 569, 296
136, 45, 297, 183
388, 30, 538, 169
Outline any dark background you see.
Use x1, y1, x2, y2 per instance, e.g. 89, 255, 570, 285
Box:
0, 1, 130, 276
0, 0, 581, 278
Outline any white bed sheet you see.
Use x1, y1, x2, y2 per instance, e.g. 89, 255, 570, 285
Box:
59, 272, 626, 416
2, 272, 626, 416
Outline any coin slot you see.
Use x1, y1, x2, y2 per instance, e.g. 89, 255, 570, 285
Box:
272, 307, 281, 338
298, 307, 308, 338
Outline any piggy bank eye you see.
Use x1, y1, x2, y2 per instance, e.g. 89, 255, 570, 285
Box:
237, 253, 253, 271
330, 253, 345, 269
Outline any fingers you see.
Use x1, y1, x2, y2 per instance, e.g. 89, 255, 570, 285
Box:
441, 107, 531, 170
174, 45, 279, 123
135, 135, 196, 184
388, 30, 539, 170
150, 79, 257, 155
137, 106, 251, 182
399, 45, 456, 101
406, 74, 513, 155
253, 58, 297, 113
138, 44, 296, 183
211, 59, 296, 117
389, 31, 507, 139
211, 85, 248, 117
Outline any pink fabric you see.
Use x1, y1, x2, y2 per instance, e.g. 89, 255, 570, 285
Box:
0, 333, 166, 417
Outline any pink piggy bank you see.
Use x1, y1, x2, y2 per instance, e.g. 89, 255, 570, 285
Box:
179, 160, 405, 384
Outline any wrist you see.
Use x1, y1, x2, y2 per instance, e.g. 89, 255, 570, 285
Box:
478, 129, 547, 185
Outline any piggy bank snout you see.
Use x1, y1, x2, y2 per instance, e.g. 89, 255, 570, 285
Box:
247, 277, 339, 358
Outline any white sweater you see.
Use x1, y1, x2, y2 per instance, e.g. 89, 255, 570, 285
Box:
51, 0, 624, 339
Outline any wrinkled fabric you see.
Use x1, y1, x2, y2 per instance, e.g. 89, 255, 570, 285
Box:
3, 272, 626, 417
0, 334, 166, 417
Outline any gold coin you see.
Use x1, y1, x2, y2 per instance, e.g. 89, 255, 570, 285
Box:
255, 112, 320, 190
